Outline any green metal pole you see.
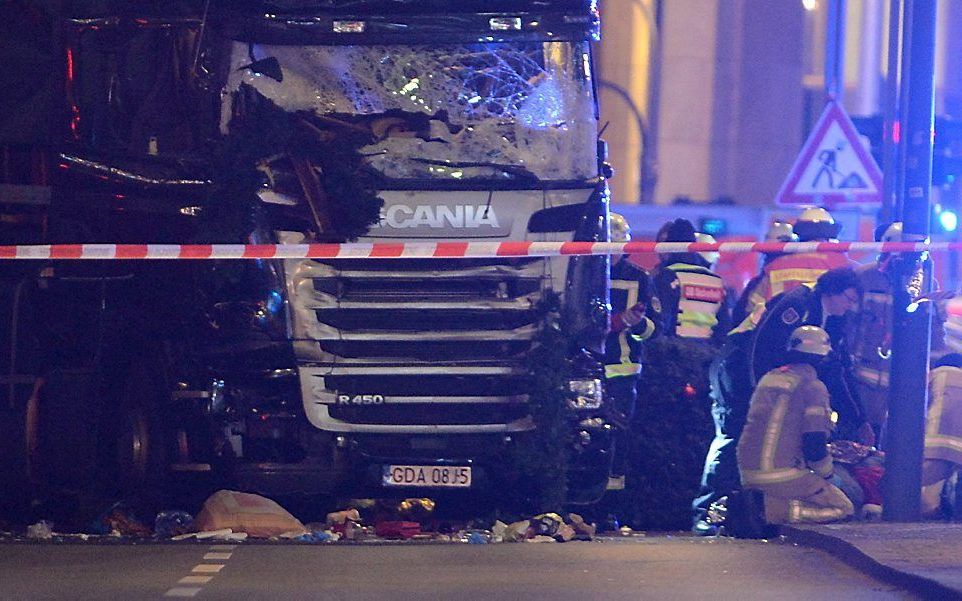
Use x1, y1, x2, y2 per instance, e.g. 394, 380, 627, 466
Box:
883, 0, 936, 522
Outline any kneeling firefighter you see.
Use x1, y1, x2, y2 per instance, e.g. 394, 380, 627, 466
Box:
737, 326, 854, 525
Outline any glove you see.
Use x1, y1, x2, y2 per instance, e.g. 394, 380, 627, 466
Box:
611, 304, 645, 333
809, 455, 834, 480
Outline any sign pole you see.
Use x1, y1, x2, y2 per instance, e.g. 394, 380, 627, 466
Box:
880, 0, 904, 225
825, 0, 847, 104
883, 0, 937, 523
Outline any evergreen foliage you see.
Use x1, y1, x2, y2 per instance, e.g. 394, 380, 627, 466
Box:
508, 293, 571, 514
605, 337, 715, 530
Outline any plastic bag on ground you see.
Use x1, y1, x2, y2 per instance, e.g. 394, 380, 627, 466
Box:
193, 490, 307, 538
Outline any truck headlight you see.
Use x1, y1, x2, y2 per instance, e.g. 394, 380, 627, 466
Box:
567, 378, 603, 410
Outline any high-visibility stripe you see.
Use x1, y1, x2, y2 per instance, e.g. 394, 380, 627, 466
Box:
855, 366, 889, 387
605, 363, 642, 378
742, 467, 809, 485
761, 391, 791, 471
925, 435, 962, 454
676, 324, 713, 338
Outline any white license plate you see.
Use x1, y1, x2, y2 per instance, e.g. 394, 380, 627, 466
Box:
382, 465, 472, 488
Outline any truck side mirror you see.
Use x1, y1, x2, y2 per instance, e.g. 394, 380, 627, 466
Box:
527, 203, 584, 233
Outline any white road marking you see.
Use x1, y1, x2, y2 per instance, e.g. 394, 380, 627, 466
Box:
164, 545, 239, 597
164, 587, 202, 597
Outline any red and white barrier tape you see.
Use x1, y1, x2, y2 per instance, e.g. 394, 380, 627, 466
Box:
0, 241, 952, 260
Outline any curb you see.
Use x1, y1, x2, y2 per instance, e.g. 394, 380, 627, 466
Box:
780, 526, 962, 600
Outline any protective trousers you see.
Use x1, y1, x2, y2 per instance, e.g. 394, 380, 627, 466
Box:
754, 470, 854, 524
606, 375, 638, 478
692, 342, 753, 522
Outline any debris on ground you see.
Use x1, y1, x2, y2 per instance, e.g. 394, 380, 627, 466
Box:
7, 491, 610, 544
154, 511, 194, 539
397, 498, 435, 522
92, 503, 153, 537
26, 520, 53, 540
172, 528, 249, 542
374, 520, 421, 540
193, 490, 308, 538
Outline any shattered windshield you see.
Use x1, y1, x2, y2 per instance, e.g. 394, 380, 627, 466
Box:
223, 41, 599, 182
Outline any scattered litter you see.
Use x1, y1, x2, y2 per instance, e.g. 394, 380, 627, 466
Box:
567, 513, 596, 539
172, 528, 249, 542
92, 503, 152, 537
326, 508, 360, 526
525, 535, 556, 543
502, 520, 531, 542
466, 531, 488, 544
193, 490, 307, 538
397, 498, 435, 521
374, 521, 421, 540
26, 520, 53, 540
154, 511, 194, 539
294, 530, 340, 543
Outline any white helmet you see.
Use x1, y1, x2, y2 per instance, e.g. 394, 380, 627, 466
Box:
793, 207, 842, 241
610, 213, 631, 243
766, 221, 798, 243
694, 232, 719, 266
787, 325, 832, 357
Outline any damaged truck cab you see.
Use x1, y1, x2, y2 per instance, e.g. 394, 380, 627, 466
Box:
24, 0, 614, 508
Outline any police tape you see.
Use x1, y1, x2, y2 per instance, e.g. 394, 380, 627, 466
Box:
0, 240, 953, 260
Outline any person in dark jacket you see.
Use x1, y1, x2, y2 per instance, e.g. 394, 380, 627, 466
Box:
748, 266, 871, 445
691, 266, 867, 535
649, 218, 731, 345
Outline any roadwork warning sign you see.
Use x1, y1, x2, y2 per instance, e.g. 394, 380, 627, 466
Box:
776, 101, 883, 206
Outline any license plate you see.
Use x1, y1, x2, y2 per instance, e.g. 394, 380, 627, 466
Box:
382, 465, 472, 488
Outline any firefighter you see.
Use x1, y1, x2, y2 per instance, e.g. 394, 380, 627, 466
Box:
851, 222, 948, 440
923, 353, 962, 518
737, 325, 855, 524
604, 213, 657, 490
744, 207, 853, 320
692, 267, 868, 534
731, 221, 797, 326
649, 218, 730, 344
748, 266, 872, 445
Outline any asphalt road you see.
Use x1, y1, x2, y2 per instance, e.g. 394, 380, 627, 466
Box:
0, 536, 916, 600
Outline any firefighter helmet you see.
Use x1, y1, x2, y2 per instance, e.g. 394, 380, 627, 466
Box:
879, 221, 903, 243
787, 325, 832, 357
766, 221, 798, 243
793, 207, 842, 241
694, 232, 719, 266
610, 213, 631, 243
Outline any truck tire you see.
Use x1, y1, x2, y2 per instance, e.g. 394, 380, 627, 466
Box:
24, 369, 103, 526
115, 362, 172, 514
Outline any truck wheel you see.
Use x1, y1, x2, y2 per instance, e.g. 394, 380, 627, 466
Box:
115, 364, 171, 514
24, 369, 102, 526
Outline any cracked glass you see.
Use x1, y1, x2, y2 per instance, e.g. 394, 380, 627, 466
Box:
224, 41, 599, 182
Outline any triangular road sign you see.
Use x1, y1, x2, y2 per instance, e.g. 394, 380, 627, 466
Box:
776, 101, 883, 206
